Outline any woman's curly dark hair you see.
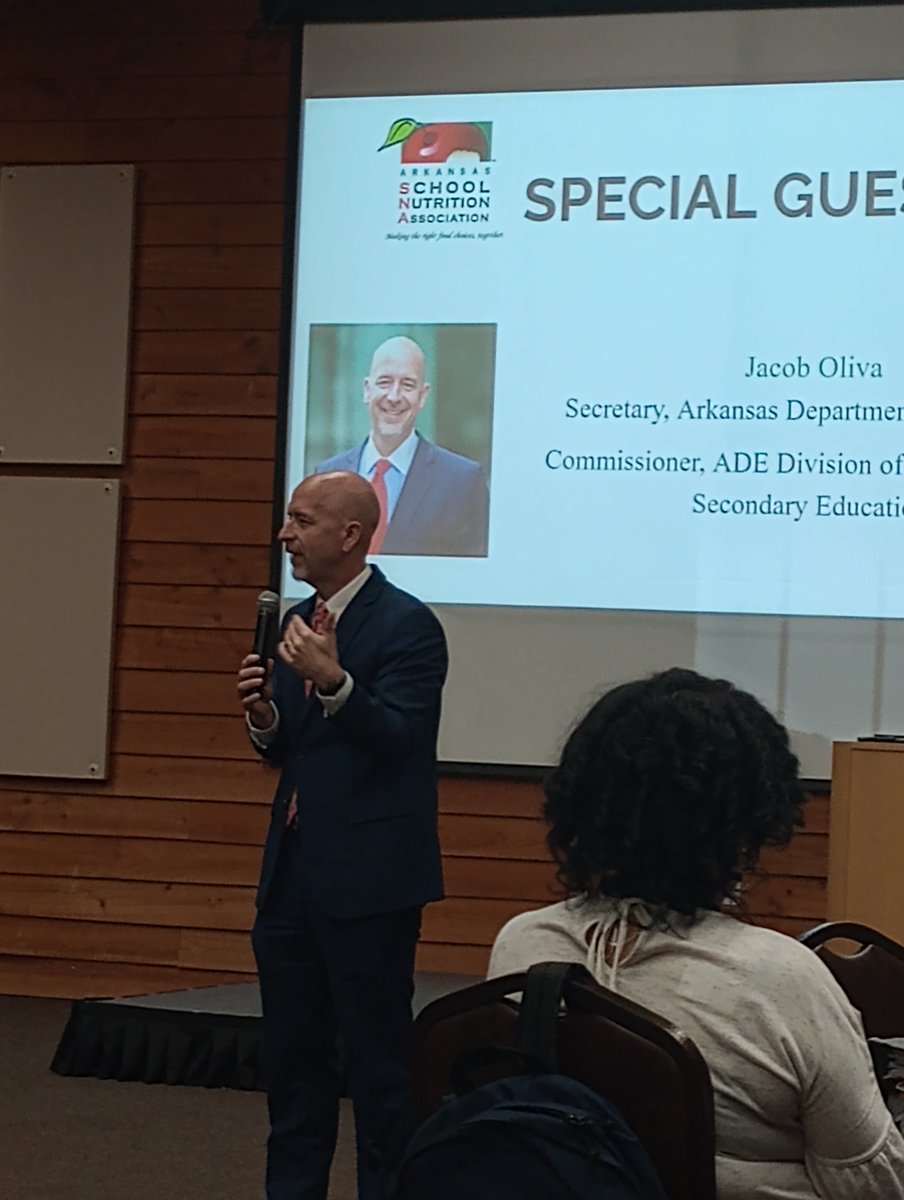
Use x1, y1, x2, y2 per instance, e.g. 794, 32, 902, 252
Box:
544, 668, 805, 920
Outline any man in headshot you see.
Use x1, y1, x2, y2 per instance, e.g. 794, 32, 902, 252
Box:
314, 335, 489, 556
237, 471, 448, 1200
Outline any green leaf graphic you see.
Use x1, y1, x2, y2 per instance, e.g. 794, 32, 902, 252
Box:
379, 118, 420, 151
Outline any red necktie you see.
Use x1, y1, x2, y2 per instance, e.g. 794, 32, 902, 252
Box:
369, 459, 392, 554
303, 599, 330, 698
288, 599, 330, 827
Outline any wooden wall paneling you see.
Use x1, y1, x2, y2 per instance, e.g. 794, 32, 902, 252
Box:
113, 714, 253, 760
138, 160, 286, 205
0, 874, 256, 929
0, 0, 272, 36
116, 669, 242, 716
0, 793, 268, 843
0, 754, 274, 803
129, 416, 277, 459
0, 956, 252, 1000
0, 34, 289, 80
122, 499, 271, 544
119, 583, 262, 629
0, 0, 833, 997
133, 330, 280, 375
121, 543, 270, 586
125, 460, 274, 503
132, 374, 278, 416
137, 245, 284, 288
134, 289, 282, 332
0, 832, 260, 885
117, 628, 260, 673
139, 202, 284, 245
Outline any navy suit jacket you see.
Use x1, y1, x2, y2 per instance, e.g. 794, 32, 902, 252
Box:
253, 567, 448, 920
315, 435, 489, 557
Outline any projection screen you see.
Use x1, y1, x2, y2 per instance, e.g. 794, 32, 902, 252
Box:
280, 4, 904, 775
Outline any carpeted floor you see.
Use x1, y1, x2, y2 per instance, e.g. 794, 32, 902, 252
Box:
0, 995, 357, 1200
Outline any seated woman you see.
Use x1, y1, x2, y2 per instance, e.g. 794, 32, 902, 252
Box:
489, 668, 904, 1199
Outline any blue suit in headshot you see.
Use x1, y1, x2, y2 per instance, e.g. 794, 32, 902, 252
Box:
315, 433, 489, 557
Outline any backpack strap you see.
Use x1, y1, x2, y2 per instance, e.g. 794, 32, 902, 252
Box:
516, 962, 577, 1073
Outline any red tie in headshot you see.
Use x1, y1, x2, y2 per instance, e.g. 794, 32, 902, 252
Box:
369, 458, 392, 553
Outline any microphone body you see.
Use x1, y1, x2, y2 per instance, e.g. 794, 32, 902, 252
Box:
252, 590, 281, 671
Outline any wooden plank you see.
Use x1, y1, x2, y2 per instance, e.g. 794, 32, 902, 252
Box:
139, 203, 284, 246
443, 857, 557, 903
0, 34, 289, 79
422, 897, 541, 947
117, 626, 258, 673
0, 117, 286, 162
0, 954, 251, 1000
801, 795, 829, 835
0, 75, 288, 122
116, 669, 243, 716
126, 459, 274, 502
133, 330, 279, 374
129, 415, 277, 459
132, 373, 278, 416
123, 499, 271, 545
134, 289, 282, 332
0, 874, 257, 930
121, 542, 270, 586
137, 244, 283, 288
743, 873, 827, 922
180, 927, 255, 971
0, 0, 265, 36
0, 912, 182, 964
0, 753, 274, 804
0, 914, 256, 973
758, 834, 828, 879
0, 793, 267, 844
112, 713, 253, 760
139, 159, 286, 204
439, 813, 549, 861
0, 831, 259, 885
416, 942, 490, 977
439, 776, 544, 819
119, 583, 261, 629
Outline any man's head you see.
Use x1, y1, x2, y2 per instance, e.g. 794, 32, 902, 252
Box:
278, 472, 380, 597
363, 336, 430, 450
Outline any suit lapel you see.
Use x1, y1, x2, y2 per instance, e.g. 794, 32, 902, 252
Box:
335, 565, 383, 661
289, 568, 384, 743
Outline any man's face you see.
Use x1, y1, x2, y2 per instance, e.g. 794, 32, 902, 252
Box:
363, 343, 430, 442
278, 480, 349, 585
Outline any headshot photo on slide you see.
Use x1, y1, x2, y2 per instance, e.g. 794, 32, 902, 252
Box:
304, 322, 495, 557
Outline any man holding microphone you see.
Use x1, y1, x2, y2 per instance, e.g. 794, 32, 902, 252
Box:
237, 470, 448, 1200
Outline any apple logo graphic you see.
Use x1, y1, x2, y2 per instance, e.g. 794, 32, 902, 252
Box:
379, 118, 491, 163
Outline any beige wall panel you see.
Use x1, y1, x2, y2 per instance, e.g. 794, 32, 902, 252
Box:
0, 164, 134, 464
0, 478, 119, 778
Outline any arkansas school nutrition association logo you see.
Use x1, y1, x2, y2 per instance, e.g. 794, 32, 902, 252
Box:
379, 118, 494, 228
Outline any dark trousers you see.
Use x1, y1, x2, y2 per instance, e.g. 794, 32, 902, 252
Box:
251, 830, 422, 1200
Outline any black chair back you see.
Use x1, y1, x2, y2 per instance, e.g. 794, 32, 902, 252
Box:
799, 921, 904, 1038
412, 964, 716, 1200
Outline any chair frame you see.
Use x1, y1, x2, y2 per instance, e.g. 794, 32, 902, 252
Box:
412, 964, 716, 1200
799, 921, 904, 962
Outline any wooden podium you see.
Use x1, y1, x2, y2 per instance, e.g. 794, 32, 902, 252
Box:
829, 741, 904, 943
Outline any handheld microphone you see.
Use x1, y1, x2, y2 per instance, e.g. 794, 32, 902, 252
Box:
252, 590, 280, 671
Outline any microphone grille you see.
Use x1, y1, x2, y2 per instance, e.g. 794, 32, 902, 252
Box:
257, 589, 280, 612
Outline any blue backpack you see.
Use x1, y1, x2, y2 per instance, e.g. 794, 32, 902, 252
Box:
391, 963, 670, 1200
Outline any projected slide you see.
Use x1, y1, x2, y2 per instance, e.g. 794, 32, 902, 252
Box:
285, 79, 904, 618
